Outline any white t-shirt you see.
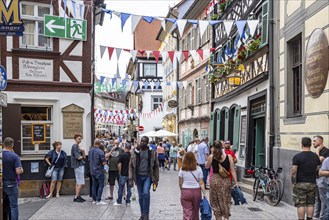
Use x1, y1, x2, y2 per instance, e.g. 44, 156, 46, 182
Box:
178, 166, 203, 189
187, 144, 198, 161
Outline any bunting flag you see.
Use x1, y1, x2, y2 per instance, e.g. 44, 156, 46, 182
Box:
79, 3, 84, 19
131, 50, 138, 62
190, 50, 199, 62
63, 0, 68, 18
247, 20, 259, 37
100, 46, 106, 59
188, 20, 198, 29
174, 51, 182, 62
115, 48, 122, 60
153, 51, 160, 63
199, 20, 209, 39
142, 16, 155, 23
182, 51, 189, 61
168, 51, 175, 63
120, 12, 131, 31
197, 49, 204, 60
100, 76, 105, 85
236, 20, 247, 38
146, 51, 151, 59
176, 19, 187, 38
71, 0, 76, 18
160, 51, 167, 62
223, 21, 234, 36
108, 47, 114, 60
131, 15, 142, 33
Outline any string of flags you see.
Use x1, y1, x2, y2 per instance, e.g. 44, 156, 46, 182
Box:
94, 108, 138, 124
140, 104, 164, 119
57, 0, 90, 20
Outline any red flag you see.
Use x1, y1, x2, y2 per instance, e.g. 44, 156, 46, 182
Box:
182, 51, 189, 61
168, 51, 175, 63
210, 48, 216, 53
153, 51, 160, 63
197, 49, 203, 60
138, 50, 145, 56
123, 49, 130, 52
108, 47, 114, 60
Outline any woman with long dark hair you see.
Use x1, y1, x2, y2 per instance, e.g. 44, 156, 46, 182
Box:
179, 152, 206, 220
205, 141, 238, 220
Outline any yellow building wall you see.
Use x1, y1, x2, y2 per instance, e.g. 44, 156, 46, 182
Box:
279, 3, 329, 151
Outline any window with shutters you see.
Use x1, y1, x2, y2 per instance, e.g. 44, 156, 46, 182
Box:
203, 75, 209, 102
196, 78, 201, 104
287, 35, 303, 117
260, 0, 269, 47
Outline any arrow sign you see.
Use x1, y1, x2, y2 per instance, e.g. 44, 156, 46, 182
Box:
46, 19, 65, 33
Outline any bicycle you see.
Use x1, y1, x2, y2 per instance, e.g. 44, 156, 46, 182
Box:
247, 166, 284, 206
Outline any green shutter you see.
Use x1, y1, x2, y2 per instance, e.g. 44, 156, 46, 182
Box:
187, 129, 191, 144
210, 112, 215, 145
233, 106, 241, 151
260, 0, 269, 47
216, 109, 221, 141
224, 108, 229, 140
182, 131, 185, 147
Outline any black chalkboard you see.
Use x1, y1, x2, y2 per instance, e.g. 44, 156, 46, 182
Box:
32, 124, 46, 143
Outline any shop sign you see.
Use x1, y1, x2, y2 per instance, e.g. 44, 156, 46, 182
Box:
19, 58, 53, 81
168, 100, 178, 108
305, 28, 329, 98
0, 0, 24, 36
32, 124, 46, 144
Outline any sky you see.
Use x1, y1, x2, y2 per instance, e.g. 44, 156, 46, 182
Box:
95, 0, 179, 79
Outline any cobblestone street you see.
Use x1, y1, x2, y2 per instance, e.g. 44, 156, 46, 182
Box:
20, 170, 297, 220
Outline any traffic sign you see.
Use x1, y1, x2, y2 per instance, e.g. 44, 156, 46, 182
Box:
44, 15, 87, 41
0, 65, 7, 90
138, 126, 144, 132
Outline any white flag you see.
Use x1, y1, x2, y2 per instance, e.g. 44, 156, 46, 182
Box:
176, 19, 187, 38
131, 50, 137, 62
131, 15, 142, 33
247, 20, 259, 37
160, 51, 167, 62
190, 50, 199, 62
198, 20, 209, 39
182, 81, 188, 90
146, 51, 151, 59
223, 21, 234, 36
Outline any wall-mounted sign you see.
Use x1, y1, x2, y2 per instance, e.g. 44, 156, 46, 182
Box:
62, 104, 84, 139
31, 162, 39, 173
0, 0, 24, 36
19, 58, 53, 81
44, 15, 87, 41
0, 65, 7, 90
240, 115, 247, 144
168, 100, 178, 108
32, 124, 46, 144
305, 28, 329, 98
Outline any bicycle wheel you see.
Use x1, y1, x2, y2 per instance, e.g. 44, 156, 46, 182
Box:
267, 180, 281, 206
253, 178, 260, 201
276, 179, 284, 201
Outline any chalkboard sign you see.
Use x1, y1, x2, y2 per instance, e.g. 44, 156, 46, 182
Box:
32, 124, 46, 144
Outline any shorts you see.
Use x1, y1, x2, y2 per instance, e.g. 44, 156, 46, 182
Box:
293, 182, 317, 207
52, 167, 64, 181
74, 166, 85, 185
108, 170, 119, 186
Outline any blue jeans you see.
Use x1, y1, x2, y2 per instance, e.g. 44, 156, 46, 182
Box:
199, 164, 209, 186
91, 173, 105, 202
3, 181, 19, 220
117, 175, 132, 204
136, 175, 152, 215
315, 182, 327, 218
321, 184, 329, 220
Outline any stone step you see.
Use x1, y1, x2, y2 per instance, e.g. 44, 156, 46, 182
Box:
242, 177, 255, 186
238, 181, 254, 195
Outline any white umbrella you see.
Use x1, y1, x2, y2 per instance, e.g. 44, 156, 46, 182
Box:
97, 128, 108, 131
140, 130, 157, 137
154, 129, 178, 137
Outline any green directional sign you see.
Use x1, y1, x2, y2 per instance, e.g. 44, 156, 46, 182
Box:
44, 15, 87, 41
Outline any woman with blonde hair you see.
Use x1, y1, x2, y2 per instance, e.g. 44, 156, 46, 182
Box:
177, 143, 185, 170
179, 151, 206, 220
45, 141, 68, 198
205, 141, 238, 220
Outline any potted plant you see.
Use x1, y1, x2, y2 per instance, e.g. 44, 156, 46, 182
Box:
246, 35, 261, 54
219, 0, 229, 14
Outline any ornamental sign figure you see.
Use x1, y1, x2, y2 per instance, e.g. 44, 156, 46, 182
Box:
0, 0, 24, 36
305, 28, 329, 98
0, 65, 7, 90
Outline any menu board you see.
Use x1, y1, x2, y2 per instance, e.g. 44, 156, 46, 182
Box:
32, 124, 46, 144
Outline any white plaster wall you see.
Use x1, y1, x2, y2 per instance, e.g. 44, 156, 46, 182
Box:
6, 57, 12, 79
6, 36, 12, 51
5, 91, 92, 155
63, 60, 82, 82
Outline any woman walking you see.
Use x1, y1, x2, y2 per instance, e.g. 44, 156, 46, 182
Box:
205, 141, 238, 220
45, 141, 68, 198
177, 144, 185, 170
157, 142, 166, 171
179, 152, 206, 220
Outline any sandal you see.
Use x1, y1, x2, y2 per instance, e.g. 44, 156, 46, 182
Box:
46, 194, 52, 199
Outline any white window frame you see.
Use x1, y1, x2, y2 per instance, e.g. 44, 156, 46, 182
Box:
151, 96, 163, 111
20, 1, 53, 50
196, 78, 201, 104
143, 63, 157, 77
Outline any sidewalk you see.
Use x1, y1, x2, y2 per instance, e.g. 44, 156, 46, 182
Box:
19, 170, 297, 219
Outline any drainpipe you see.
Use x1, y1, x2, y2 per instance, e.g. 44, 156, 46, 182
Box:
173, 33, 180, 142
269, 0, 274, 168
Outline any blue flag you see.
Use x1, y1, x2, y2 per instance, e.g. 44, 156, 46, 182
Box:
120, 13, 131, 32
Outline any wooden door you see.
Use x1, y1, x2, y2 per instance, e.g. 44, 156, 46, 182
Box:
255, 117, 265, 167
3, 104, 21, 155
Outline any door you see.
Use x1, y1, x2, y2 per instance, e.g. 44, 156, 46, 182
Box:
3, 104, 21, 155
254, 117, 265, 167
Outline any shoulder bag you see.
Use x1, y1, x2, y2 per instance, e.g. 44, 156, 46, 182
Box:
45, 150, 61, 178
218, 160, 230, 178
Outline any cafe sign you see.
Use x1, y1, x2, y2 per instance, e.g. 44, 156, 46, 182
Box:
0, 0, 24, 36
305, 29, 329, 98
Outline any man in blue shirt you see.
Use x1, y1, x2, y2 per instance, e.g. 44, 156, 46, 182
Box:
3, 137, 24, 220
198, 137, 210, 188
89, 139, 107, 205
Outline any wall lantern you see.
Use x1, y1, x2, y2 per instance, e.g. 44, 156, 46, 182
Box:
227, 75, 242, 87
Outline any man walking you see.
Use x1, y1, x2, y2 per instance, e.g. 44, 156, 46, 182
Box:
129, 136, 159, 220
224, 140, 237, 163
198, 137, 210, 188
3, 137, 24, 220
71, 134, 86, 202
89, 139, 107, 205
114, 143, 132, 206
313, 135, 329, 219
319, 157, 329, 220
291, 137, 321, 220
169, 141, 178, 171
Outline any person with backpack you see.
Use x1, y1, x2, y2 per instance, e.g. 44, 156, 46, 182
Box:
45, 141, 68, 198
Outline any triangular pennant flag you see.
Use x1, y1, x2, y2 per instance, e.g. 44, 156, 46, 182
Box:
236, 20, 247, 38
122, 79, 127, 90
139, 81, 143, 90
174, 51, 182, 61
120, 13, 131, 32
188, 20, 198, 29
223, 21, 234, 36
177, 81, 182, 89
247, 20, 259, 37
138, 50, 145, 56
176, 19, 187, 38
168, 51, 175, 63
131, 15, 142, 33
182, 81, 188, 90
79, 3, 84, 19
146, 51, 151, 59
131, 50, 137, 62
209, 20, 221, 26
113, 11, 121, 17
165, 18, 177, 23
190, 50, 199, 62
133, 81, 139, 91
160, 51, 167, 62
182, 51, 189, 61
63, 0, 68, 18
203, 49, 210, 59
198, 20, 209, 39
72, 0, 76, 18
108, 47, 114, 60
155, 82, 160, 90
100, 76, 105, 85
111, 78, 116, 87
149, 81, 155, 91
161, 19, 166, 31
142, 16, 155, 23
102, 9, 112, 19
153, 51, 160, 63
100, 46, 106, 59
143, 81, 149, 89
116, 48, 122, 60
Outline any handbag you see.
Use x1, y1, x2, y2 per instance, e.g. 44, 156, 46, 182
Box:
218, 162, 230, 178
45, 150, 61, 178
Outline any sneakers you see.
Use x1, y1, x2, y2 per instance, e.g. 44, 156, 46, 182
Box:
56, 193, 60, 198
73, 197, 84, 203
78, 196, 86, 201
92, 201, 97, 204
45, 194, 52, 199
113, 202, 122, 206
126, 202, 131, 206
96, 201, 107, 205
